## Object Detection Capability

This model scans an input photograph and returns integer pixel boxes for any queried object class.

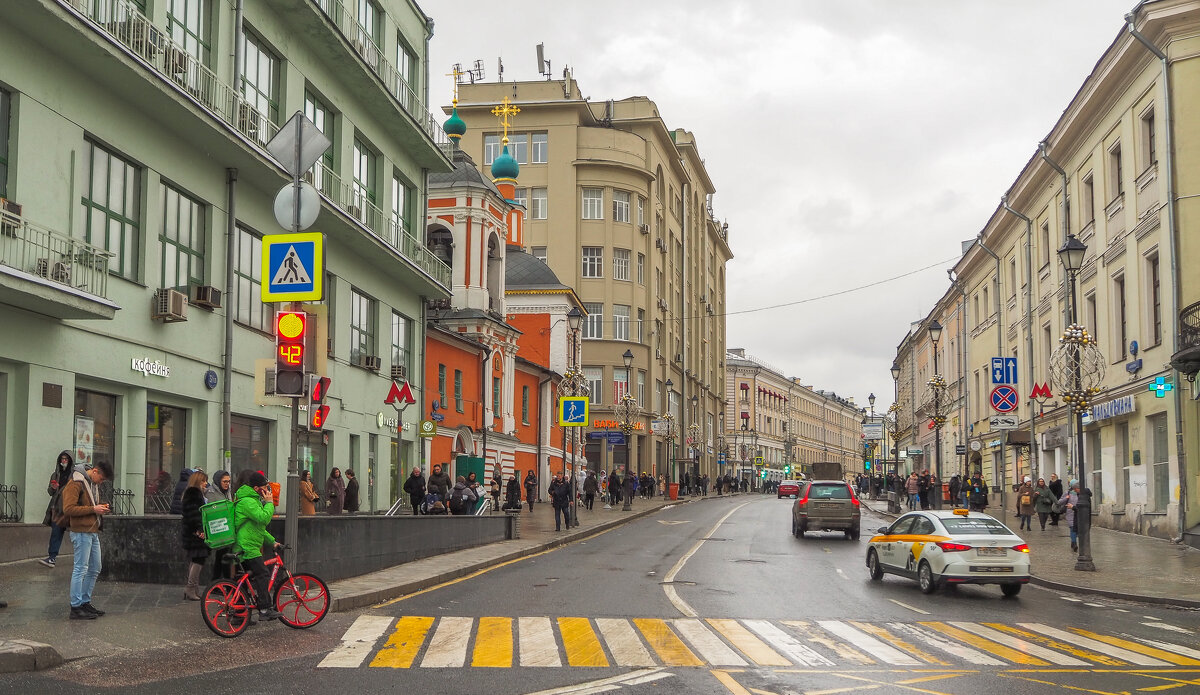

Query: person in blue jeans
[39,451,76,568]
[60,460,114,620]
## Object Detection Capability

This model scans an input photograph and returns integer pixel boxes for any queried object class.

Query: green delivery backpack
[200,499,237,549]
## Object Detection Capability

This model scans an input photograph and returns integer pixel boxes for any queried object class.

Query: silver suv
[792,481,861,540]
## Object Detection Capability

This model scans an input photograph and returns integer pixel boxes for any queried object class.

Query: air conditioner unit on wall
[190,285,222,309]
[152,288,188,322]
[639,223,650,234]
[391,364,407,380]
[357,354,382,371]
[654,237,664,249]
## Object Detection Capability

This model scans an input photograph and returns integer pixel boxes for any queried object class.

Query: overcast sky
[428,0,1136,408]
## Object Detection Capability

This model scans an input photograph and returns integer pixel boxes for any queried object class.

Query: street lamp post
[557,307,585,528]
[690,394,700,493]
[665,378,674,485]
[868,393,876,497]
[889,362,902,513]
[928,320,945,510]
[617,349,638,512]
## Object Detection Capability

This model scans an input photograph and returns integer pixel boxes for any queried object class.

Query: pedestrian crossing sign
[262,232,324,301]
[559,397,588,427]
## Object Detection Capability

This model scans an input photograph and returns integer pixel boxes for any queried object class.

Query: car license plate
[969,566,1014,572]
[976,547,1006,557]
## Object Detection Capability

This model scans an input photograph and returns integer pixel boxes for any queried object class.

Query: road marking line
[839,620,940,665]
[673,618,748,666]
[895,674,969,685]
[743,619,835,667]
[888,599,931,615]
[319,615,394,668]
[420,616,473,667]
[886,622,1004,666]
[1069,628,1200,666]
[623,671,674,686]
[706,619,790,666]
[1016,623,1167,667]
[1143,622,1196,635]
[818,671,957,695]
[1084,603,1105,608]
[559,617,609,667]
[471,617,513,667]
[710,669,755,695]
[1061,597,1083,602]
[662,502,750,617]
[634,618,704,667]
[595,618,655,667]
[919,622,1050,665]
[1136,638,1200,661]
[782,620,874,665]
[1114,609,1129,613]
[983,623,1126,666]
[994,670,1133,695]
[367,615,433,669]
[803,686,882,695]
[522,668,670,695]
[518,617,562,667]
[1145,615,1163,620]
[947,622,1087,666]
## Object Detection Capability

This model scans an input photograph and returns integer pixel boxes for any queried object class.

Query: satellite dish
[273,181,320,232]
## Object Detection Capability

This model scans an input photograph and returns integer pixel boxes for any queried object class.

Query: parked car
[792,480,860,540]
[864,508,1030,596]
[778,480,801,499]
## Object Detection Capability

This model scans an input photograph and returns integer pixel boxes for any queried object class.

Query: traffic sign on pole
[990,385,1019,413]
[262,232,324,301]
[991,357,1018,384]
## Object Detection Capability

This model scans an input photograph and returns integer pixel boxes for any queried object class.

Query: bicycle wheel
[275,572,329,629]
[201,579,250,637]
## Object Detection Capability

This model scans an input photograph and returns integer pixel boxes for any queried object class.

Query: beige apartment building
[449,76,733,483]
[725,349,862,484]
[895,0,1200,542]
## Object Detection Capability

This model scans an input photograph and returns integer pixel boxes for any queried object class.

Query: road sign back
[990,385,1019,413]
[262,232,324,302]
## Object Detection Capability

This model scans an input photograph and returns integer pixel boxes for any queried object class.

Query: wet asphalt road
[5,494,1199,695]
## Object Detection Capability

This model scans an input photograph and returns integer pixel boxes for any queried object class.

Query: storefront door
[145,403,187,512]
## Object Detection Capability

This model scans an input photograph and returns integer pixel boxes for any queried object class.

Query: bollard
[1074,488,1095,571]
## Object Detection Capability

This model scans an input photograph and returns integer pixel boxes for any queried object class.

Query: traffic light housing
[307,374,331,430]
[274,311,308,397]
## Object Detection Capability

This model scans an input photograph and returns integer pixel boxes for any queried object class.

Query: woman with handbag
[299,470,318,516]
[180,470,210,601]
[326,468,346,515]
[1034,478,1056,530]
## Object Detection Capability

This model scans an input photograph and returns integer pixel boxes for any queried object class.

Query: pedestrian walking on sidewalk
[232,472,282,622]
[205,470,233,581]
[404,467,426,515]
[548,472,571,531]
[1057,480,1081,552]
[299,470,318,516]
[624,470,637,506]
[61,459,113,620]
[1015,476,1035,531]
[523,470,537,512]
[948,475,961,509]
[1034,478,1056,530]
[180,470,210,601]
[344,469,360,515]
[490,469,502,513]
[428,464,452,499]
[39,450,75,568]
[1048,474,1064,525]
[583,472,598,510]
[504,473,521,511]
[905,472,920,510]
[449,476,477,516]
[325,468,346,515]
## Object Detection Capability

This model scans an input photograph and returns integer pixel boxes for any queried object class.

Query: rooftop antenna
[469,59,485,83]
[446,63,466,105]
[536,43,551,80]
[497,56,504,83]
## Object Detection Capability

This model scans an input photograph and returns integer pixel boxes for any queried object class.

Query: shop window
[230,415,270,477]
[145,403,188,513]
[74,389,117,477]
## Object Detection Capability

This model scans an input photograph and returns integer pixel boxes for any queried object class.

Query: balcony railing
[0,210,114,299]
[1179,301,1200,352]
[312,0,449,149]
[66,0,277,147]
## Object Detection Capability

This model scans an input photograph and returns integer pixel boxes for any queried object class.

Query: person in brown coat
[299,470,318,516]
[61,460,113,620]
[1015,476,1035,531]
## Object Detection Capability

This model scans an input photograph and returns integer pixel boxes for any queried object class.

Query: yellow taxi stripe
[920,622,1050,666]
[870,534,952,543]
[848,620,950,665]
[369,616,434,668]
[557,617,609,667]
[633,618,704,667]
[1069,628,1200,666]
[471,617,513,667]
[706,619,790,666]
[983,623,1125,666]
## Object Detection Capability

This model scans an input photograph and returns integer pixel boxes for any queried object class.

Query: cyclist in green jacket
[233,472,282,622]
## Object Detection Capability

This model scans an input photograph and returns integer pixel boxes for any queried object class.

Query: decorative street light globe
[1049,323,1106,413]
[614,393,640,434]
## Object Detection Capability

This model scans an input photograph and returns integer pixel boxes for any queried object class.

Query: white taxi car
[864,508,1030,597]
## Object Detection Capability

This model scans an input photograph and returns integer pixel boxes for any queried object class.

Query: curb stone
[0,639,64,674]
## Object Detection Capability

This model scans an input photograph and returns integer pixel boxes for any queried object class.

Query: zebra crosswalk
[319,615,1200,670]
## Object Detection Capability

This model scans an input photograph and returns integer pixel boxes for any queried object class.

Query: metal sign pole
[283,115,302,568]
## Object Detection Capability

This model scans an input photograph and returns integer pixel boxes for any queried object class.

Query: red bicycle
[201,547,329,637]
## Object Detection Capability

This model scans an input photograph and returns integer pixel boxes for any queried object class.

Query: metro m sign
[385,380,417,414]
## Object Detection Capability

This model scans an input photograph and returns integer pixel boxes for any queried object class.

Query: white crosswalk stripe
[886,622,1006,666]
[318,615,395,668]
[1018,623,1169,667]
[948,622,1088,666]
[816,621,921,666]
[743,619,835,667]
[594,618,656,667]
[420,617,474,667]
[672,619,748,666]
[518,617,562,667]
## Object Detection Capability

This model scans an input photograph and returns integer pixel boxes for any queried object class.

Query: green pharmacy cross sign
[1149,376,1174,398]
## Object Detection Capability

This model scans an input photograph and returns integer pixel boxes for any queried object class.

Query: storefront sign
[592,419,644,431]
[376,412,412,433]
[1089,395,1136,422]
[131,357,171,378]
[1042,424,1069,450]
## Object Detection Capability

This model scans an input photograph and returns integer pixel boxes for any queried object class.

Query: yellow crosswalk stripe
[1069,628,1200,666]
[706,619,790,666]
[370,616,434,669]
[983,623,1126,666]
[920,621,1051,666]
[558,617,609,667]
[472,617,514,667]
[847,620,948,666]
[633,618,704,667]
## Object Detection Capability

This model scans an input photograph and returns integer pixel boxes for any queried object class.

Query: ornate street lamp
[616,349,638,511]
[1050,234,1105,571]
[665,378,675,484]
[928,320,945,509]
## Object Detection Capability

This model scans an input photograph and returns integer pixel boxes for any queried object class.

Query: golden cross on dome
[446,65,466,105]
[490,96,520,143]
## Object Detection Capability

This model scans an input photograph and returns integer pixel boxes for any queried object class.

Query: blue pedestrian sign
[559,397,588,427]
[262,232,324,302]
[991,357,1018,385]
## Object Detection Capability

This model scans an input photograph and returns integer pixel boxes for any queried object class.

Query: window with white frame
[82,140,141,280]
[636,308,644,342]
[531,246,547,262]
[159,183,206,290]
[637,196,644,227]
[637,253,645,284]
[582,302,603,339]
[530,187,547,219]
[1148,254,1162,345]
[584,367,603,405]
[613,304,630,341]
[613,367,629,401]
[637,370,645,406]
[1082,173,1094,226]
[613,248,630,281]
[531,132,548,163]
[483,134,500,165]
[582,247,603,278]
[1109,142,1123,199]
[613,190,631,223]
[582,187,603,220]
[1141,107,1156,170]
[509,133,528,164]
[512,187,527,209]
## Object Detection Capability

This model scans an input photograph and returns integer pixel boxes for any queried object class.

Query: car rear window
[809,484,850,499]
[941,517,1011,535]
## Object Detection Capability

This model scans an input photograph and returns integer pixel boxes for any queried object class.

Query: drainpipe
[1002,195,1038,480]
[232,1,244,93]
[976,235,1006,508]
[1126,12,1187,541]
[481,348,492,475]
[947,270,968,474]
[1039,142,1074,486]
[536,373,551,487]
[222,170,237,466]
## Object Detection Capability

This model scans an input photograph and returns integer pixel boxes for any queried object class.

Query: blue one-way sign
[991,356,1018,385]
